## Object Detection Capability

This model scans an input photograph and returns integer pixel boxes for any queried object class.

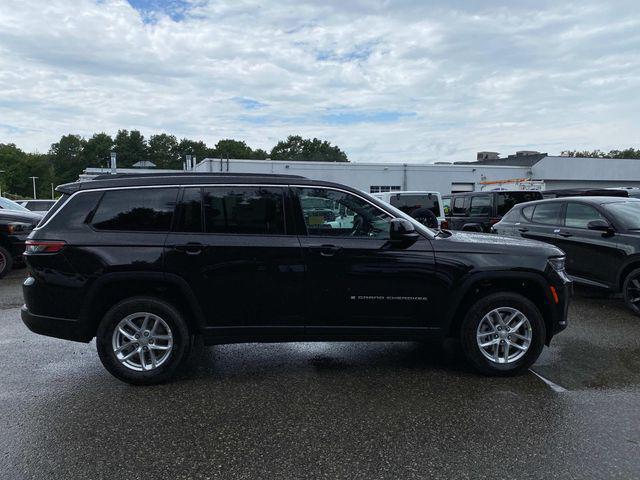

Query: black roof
[56,172,357,195]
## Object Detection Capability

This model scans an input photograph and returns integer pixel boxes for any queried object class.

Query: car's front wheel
[96,297,191,385]
[0,246,13,279]
[622,268,640,317]
[460,292,546,376]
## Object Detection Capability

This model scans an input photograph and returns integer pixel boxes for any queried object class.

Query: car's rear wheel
[460,292,546,376]
[622,268,640,317]
[0,246,13,279]
[96,297,190,385]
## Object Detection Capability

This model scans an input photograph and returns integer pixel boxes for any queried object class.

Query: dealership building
[83,152,640,194]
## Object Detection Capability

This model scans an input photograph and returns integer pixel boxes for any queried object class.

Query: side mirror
[389,218,420,248]
[587,219,613,233]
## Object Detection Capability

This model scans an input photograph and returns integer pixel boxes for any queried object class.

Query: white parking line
[529,369,568,393]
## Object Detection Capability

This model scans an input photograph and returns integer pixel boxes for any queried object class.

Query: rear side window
[92,188,178,231]
[389,194,440,217]
[496,192,543,216]
[453,197,467,215]
[469,195,491,216]
[521,205,535,221]
[202,186,285,235]
[532,202,563,225]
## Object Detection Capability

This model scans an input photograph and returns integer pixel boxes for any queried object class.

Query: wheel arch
[443,271,556,344]
[79,272,206,338]
[617,256,640,292]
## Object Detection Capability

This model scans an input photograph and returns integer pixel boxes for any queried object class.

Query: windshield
[496,192,543,216]
[603,201,640,230]
[0,197,30,212]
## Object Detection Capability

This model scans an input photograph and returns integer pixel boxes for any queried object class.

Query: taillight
[24,240,66,254]
[440,220,449,229]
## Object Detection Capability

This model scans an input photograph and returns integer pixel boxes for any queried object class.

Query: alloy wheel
[111,312,173,372]
[476,307,532,364]
[625,275,640,314]
[0,250,6,276]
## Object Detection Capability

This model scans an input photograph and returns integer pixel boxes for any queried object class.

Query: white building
[82,155,640,194]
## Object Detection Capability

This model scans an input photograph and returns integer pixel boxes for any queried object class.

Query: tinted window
[603,201,640,229]
[389,194,440,216]
[176,187,203,232]
[496,192,543,216]
[469,195,491,216]
[297,187,392,239]
[92,188,178,231]
[37,194,70,227]
[564,203,607,229]
[203,187,285,235]
[453,197,467,215]
[532,203,562,225]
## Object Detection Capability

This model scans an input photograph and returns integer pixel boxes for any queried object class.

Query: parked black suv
[0,208,42,278]
[21,174,571,384]
[493,196,640,316]
[444,190,543,232]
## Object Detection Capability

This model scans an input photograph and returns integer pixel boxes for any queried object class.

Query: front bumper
[548,275,572,340]
[21,305,92,343]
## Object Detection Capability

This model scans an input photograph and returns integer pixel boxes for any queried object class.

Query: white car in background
[373,191,447,229]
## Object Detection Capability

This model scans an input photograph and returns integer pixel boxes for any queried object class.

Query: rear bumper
[21,305,92,343]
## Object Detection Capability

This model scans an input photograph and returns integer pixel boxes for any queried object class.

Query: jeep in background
[444,190,543,232]
[21,173,570,384]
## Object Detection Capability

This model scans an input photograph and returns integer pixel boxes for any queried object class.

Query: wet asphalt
[1,269,639,479]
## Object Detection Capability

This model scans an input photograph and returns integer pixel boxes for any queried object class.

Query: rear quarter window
[40,192,103,230]
[91,188,178,232]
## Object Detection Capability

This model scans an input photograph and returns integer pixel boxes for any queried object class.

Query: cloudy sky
[1,0,639,162]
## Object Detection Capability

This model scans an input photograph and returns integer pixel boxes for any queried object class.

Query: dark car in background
[493,196,640,316]
[21,173,570,384]
[0,208,43,278]
[444,190,543,232]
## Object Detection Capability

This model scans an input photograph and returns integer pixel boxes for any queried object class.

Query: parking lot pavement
[1,273,639,479]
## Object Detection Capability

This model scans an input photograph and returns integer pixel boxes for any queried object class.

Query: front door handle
[308,244,342,257]
[173,242,204,255]
[559,231,573,238]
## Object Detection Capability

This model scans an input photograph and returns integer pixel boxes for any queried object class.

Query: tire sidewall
[460,292,546,376]
[0,246,13,279]
[96,296,190,385]
[622,268,640,317]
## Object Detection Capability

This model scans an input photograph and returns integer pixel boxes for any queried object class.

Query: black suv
[0,208,42,278]
[21,174,571,384]
[444,190,543,232]
[493,196,640,316]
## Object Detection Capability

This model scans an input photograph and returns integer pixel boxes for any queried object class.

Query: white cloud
[0,0,639,161]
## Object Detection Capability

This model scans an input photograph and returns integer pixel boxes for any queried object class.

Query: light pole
[29,176,38,199]
[51,183,54,200]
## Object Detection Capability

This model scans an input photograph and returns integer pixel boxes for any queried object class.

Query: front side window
[564,203,607,229]
[469,195,491,216]
[532,202,562,225]
[92,188,178,231]
[202,186,285,235]
[297,187,392,239]
[453,197,467,215]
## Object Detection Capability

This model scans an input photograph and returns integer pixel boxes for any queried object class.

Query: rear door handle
[518,227,529,233]
[559,231,573,238]
[308,244,342,257]
[173,242,204,255]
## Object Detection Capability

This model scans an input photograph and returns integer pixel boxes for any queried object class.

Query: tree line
[561,148,640,159]
[0,131,349,199]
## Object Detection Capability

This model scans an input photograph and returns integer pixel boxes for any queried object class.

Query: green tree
[84,133,113,169]
[0,144,55,198]
[148,134,179,169]
[49,134,87,185]
[177,138,213,166]
[113,129,148,168]
[270,135,348,162]
[214,139,255,159]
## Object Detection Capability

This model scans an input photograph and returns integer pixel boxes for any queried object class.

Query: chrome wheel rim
[626,276,640,313]
[476,307,532,364]
[0,250,6,275]
[112,312,173,372]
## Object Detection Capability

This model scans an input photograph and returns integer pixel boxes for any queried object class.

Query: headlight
[548,256,566,272]
[7,222,33,234]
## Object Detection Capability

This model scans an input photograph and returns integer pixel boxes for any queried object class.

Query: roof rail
[90,172,306,181]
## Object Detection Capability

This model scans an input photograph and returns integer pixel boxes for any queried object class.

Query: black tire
[460,292,546,376]
[96,296,191,385]
[0,246,13,279]
[622,268,640,317]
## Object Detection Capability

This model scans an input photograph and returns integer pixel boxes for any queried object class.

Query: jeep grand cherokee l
[21,173,571,385]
